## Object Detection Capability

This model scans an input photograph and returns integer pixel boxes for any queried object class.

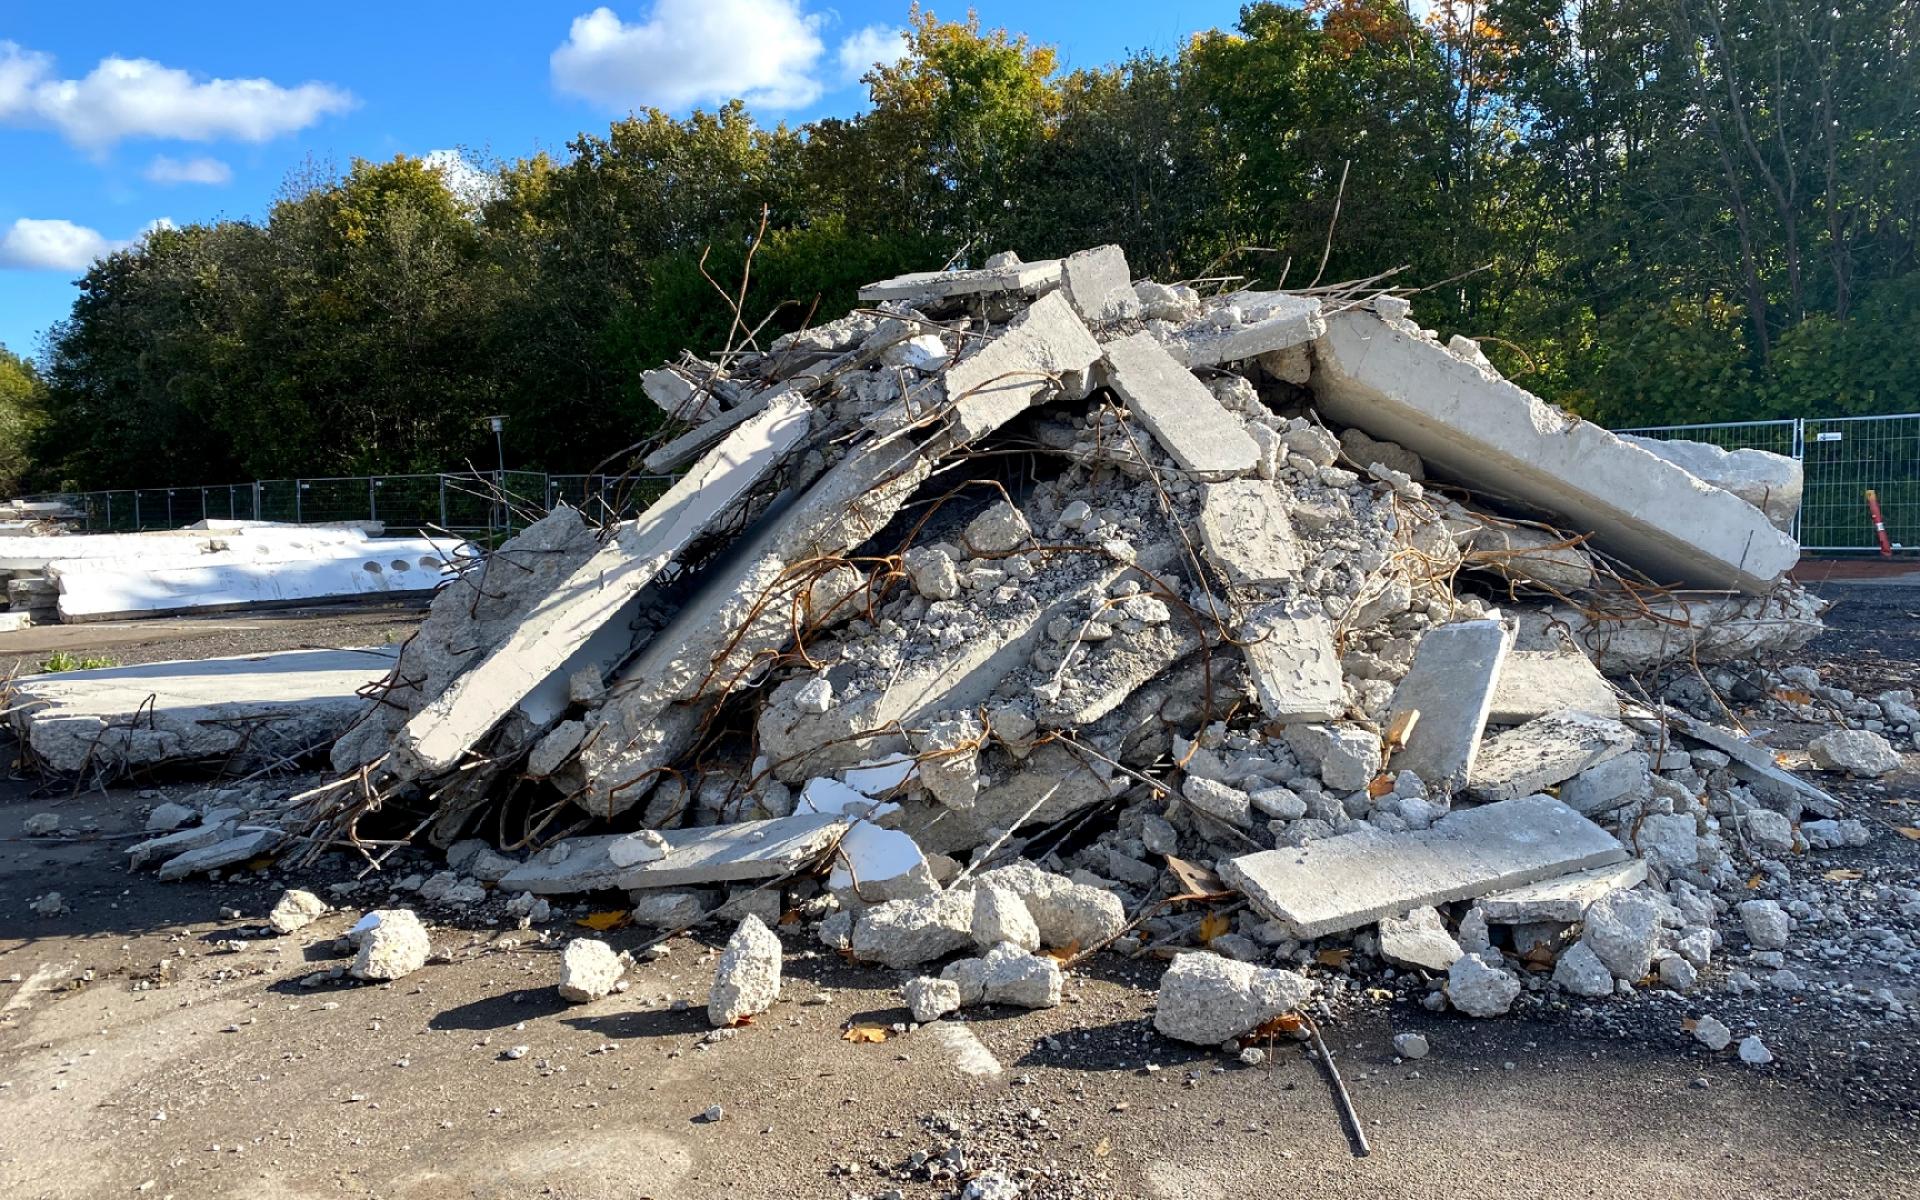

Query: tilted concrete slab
[1476,859,1648,923]
[394,393,812,776]
[1386,619,1514,791]
[942,291,1102,443]
[495,814,845,895]
[1101,332,1259,479]
[643,384,781,474]
[1239,601,1344,723]
[1487,649,1618,725]
[1169,293,1326,368]
[1059,245,1141,323]
[1197,480,1300,588]
[1641,707,1837,818]
[574,434,930,815]
[1622,435,1801,533]
[10,647,401,774]
[156,827,282,881]
[1310,311,1798,593]
[1468,709,1638,802]
[858,259,1062,304]
[1221,793,1627,938]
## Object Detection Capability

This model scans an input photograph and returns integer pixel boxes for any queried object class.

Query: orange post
[1866,489,1893,558]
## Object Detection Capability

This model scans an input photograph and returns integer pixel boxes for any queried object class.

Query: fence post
[133,491,141,529]
[369,477,378,524]
[438,475,448,531]
[294,480,303,524]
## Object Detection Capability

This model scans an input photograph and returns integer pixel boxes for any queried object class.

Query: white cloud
[143,154,233,186]
[0,39,354,151]
[835,24,909,84]
[551,0,829,111]
[422,149,502,209]
[0,216,172,271]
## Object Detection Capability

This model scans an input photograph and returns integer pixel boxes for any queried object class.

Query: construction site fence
[13,472,674,542]
[13,414,1915,554]
[1615,414,1918,554]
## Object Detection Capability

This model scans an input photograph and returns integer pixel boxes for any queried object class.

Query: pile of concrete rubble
[104,246,1914,1039]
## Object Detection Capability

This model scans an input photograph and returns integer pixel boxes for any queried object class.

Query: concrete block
[1197,480,1300,588]
[1468,710,1638,802]
[1169,292,1327,368]
[941,291,1101,443]
[1476,859,1649,923]
[1059,245,1141,323]
[1558,751,1651,813]
[11,647,401,774]
[1240,601,1344,723]
[1487,649,1616,725]
[396,393,811,776]
[1385,619,1514,791]
[858,258,1063,304]
[1311,310,1798,593]
[1221,793,1627,938]
[496,814,846,895]
[1622,435,1802,532]
[1101,332,1259,480]
[1377,905,1464,971]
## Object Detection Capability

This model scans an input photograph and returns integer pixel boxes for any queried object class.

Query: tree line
[4,0,1914,495]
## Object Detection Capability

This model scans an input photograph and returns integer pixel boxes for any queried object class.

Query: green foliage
[37,651,117,673]
[16,1,1919,493]
[0,344,45,496]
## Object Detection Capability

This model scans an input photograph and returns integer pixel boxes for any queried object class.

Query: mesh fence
[1617,415,1918,552]
[22,471,674,540]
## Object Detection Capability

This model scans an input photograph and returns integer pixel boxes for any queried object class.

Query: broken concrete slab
[1168,292,1327,368]
[1468,709,1638,802]
[11,647,402,774]
[1377,905,1464,971]
[1100,332,1259,480]
[1648,708,1837,818]
[1240,601,1344,723]
[1311,310,1798,593]
[1196,480,1300,588]
[1558,751,1651,814]
[495,813,845,895]
[127,809,242,869]
[642,384,780,474]
[1622,435,1802,533]
[1385,619,1514,791]
[1059,245,1141,323]
[1221,793,1627,938]
[1487,648,1617,725]
[156,827,282,881]
[395,393,812,776]
[575,435,929,814]
[940,291,1102,443]
[858,258,1063,305]
[1476,859,1649,923]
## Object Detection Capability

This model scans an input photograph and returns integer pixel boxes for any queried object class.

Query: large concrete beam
[859,259,1062,305]
[1100,332,1258,480]
[394,394,813,776]
[1310,312,1798,593]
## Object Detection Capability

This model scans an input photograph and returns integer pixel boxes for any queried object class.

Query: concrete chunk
[1377,905,1464,971]
[1101,332,1259,479]
[397,393,812,776]
[1059,245,1141,323]
[858,258,1063,304]
[1170,292,1327,368]
[1477,859,1649,923]
[496,814,845,895]
[708,914,783,1026]
[941,291,1101,443]
[156,827,282,881]
[1488,649,1616,725]
[1221,793,1627,938]
[1197,480,1300,588]
[1386,619,1514,791]
[1311,310,1798,592]
[1240,601,1344,723]
[1622,436,1802,533]
[1152,952,1316,1044]
[1468,710,1637,802]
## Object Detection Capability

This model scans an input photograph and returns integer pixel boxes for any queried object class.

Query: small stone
[1806,728,1900,777]
[144,802,197,832]
[792,676,834,714]
[1692,1015,1732,1051]
[1153,952,1315,1044]
[963,501,1032,555]
[962,1169,1021,1200]
[701,1103,724,1123]
[903,546,960,601]
[971,885,1040,953]
[557,938,624,1003]
[708,914,783,1027]
[1551,940,1615,998]
[268,889,327,935]
[30,891,69,917]
[1582,889,1660,980]
[1658,954,1698,992]
[1446,953,1521,1017]
[1737,899,1791,951]
[1376,906,1462,972]
[350,909,430,981]
[22,812,60,836]
[903,976,962,1023]
[981,943,1063,1009]
[1737,1035,1773,1065]
[1392,1032,1429,1060]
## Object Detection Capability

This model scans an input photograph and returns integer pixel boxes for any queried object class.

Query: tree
[0,344,45,495]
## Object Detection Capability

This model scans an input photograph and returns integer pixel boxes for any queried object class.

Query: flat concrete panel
[1101,332,1258,480]
[1222,793,1627,938]
[1386,619,1514,790]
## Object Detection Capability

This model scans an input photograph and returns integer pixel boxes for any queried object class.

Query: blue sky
[0,0,1251,360]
